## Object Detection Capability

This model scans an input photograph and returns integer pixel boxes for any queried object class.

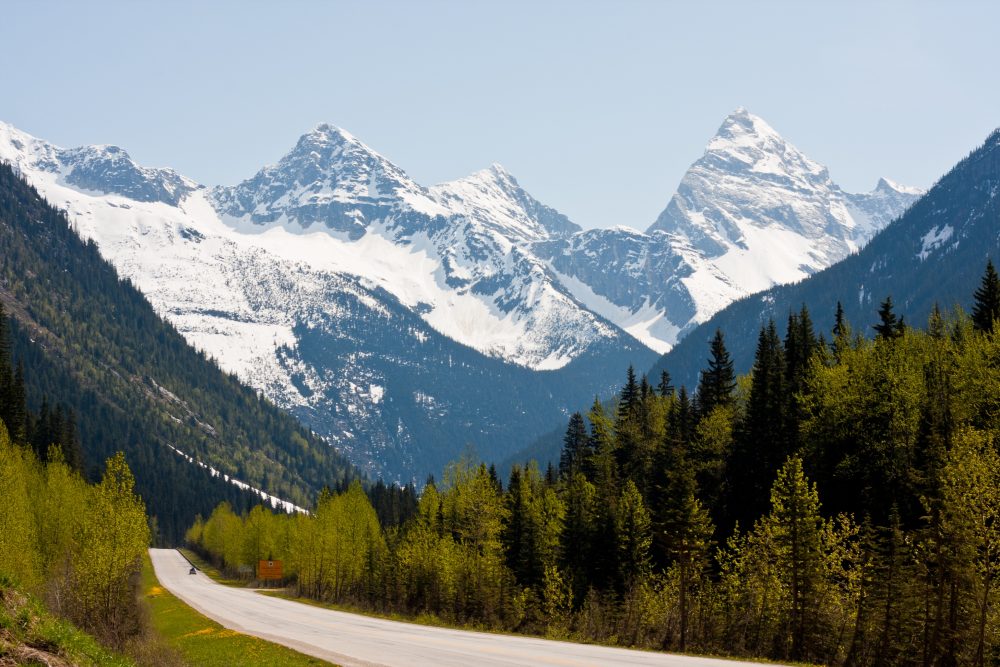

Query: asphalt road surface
[150,548,766,667]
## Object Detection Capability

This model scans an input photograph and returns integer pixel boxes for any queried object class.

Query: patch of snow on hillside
[918,224,954,261]
[552,269,676,354]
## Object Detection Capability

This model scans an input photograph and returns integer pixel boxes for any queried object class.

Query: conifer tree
[730,321,786,531]
[972,259,1000,333]
[0,303,9,376]
[586,399,620,590]
[560,472,597,598]
[672,386,695,446]
[6,360,26,442]
[831,301,853,361]
[31,398,52,462]
[503,465,531,584]
[833,301,847,339]
[545,462,557,487]
[586,398,617,496]
[655,432,714,651]
[697,329,736,416]
[874,296,904,339]
[784,306,818,452]
[559,412,591,480]
[618,365,640,421]
[785,305,818,389]
[658,370,674,397]
[615,479,652,589]
[768,456,826,661]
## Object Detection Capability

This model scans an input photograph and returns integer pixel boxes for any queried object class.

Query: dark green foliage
[558,412,589,479]
[728,320,786,531]
[657,370,674,397]
[618,365,640,421]
[874,296,905,339]
[971,259,1000,332]
[696,329,736,416]
[0,306,28,443]
[366,479,419,528]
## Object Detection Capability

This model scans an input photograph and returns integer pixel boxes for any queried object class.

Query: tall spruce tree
[729,321,786,533]
[654,430,714,651]
[972,259,1000,333]
[768,456,826,662]
[586,398,620,590]
[615,479,652,590]
[696,329,736,416]
[560,471,597,599]
[784,305,819,452]
[6,361,26,443]
[618,365,640,421]
[658,370,674,397]
[831,301,853,362]
[559,412,590,480]
[874,296,904,340]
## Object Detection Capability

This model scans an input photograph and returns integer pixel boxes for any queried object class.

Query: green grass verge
[0,578,133,666]
[141,554,331,666]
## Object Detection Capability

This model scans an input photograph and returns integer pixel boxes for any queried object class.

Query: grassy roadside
[141,553,331,666]
[0,578,133,667]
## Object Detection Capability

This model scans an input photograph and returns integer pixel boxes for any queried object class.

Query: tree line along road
[150,548,773,667]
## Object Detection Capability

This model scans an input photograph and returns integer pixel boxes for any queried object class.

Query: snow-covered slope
[208,124,618,370]
[429,163,580,242]
[540,108,923,352]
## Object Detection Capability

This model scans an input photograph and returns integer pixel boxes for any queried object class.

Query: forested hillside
[0,163,357,541]
[189,268,1000,665]
[651,127,1000,388]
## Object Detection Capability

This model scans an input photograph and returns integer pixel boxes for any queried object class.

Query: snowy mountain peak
[293,122,369,160]
[429,164,580,242]
[704,108,828,184]
[714,106,771,141]
[875,176,923,196]
[210,124,447,236]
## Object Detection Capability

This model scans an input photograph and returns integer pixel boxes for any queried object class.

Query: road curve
[150,548,761,667]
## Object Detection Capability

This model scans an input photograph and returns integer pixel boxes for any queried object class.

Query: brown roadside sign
[257,559,283,580]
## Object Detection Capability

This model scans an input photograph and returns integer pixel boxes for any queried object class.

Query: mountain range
[0,110,920,480]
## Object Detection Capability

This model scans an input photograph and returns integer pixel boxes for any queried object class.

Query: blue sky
[3,1,999,229]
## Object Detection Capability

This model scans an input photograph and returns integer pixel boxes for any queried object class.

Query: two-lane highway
[150,548,763,667]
